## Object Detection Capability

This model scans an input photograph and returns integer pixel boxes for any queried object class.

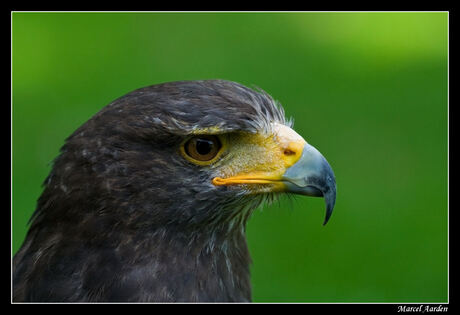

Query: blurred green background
[12,12,448,302]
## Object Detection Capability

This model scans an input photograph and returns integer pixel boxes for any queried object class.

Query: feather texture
[13,80,288,302]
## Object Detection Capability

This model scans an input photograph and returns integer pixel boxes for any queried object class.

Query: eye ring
[181,135,223,165]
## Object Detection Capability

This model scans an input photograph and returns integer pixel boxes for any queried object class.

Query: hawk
[13,80,336,302]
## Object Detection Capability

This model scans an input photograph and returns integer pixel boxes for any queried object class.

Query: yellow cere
[212,124,307,193]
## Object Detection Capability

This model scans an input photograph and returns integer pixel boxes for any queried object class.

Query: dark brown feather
[13,80,286,302]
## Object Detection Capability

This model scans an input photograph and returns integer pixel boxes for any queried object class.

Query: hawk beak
[282,142,337,225]
[212,124,336,225]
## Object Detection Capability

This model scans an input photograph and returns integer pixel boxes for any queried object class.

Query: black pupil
[195,138,213,155]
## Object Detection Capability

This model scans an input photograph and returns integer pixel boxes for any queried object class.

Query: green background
[12,12,448,302]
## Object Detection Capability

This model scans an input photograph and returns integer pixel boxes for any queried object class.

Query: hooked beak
[282,142,336,225]
[212,124,336,225]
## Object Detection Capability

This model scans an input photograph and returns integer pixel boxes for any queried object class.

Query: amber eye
[183,135,222,162]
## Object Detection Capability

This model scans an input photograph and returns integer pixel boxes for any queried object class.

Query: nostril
[284,149,296,156]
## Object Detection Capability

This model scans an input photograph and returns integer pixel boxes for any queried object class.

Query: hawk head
[14,80,336,302]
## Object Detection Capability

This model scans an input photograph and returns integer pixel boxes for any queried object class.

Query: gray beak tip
[322,187,336,226]
[322,174,337,226]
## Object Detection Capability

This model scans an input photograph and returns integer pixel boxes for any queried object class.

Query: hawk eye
[183,135,222,163]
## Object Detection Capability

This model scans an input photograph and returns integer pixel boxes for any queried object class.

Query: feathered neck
[107,219,253,302]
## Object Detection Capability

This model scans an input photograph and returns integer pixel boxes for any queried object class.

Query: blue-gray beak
[282,143,337,225]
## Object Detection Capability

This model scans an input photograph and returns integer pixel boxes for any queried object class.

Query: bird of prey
[13,80,336,302]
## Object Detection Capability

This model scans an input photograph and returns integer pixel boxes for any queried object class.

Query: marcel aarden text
[398,305,448,313]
